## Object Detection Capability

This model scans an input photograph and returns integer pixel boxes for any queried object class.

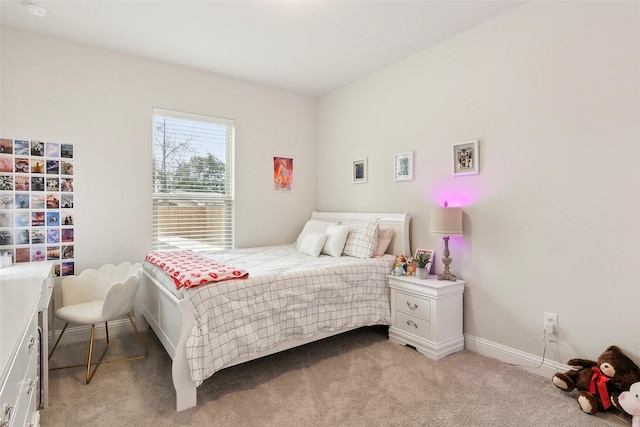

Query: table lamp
[430,201,463,281]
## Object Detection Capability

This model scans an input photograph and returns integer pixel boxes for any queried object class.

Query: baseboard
[52,324,570,378]
[49,318,133,346]
[464,333,570,379]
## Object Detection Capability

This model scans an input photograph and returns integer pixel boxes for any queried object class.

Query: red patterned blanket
[145,250,249,290]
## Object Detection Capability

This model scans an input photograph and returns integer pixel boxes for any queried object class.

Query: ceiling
[0,1,526,96]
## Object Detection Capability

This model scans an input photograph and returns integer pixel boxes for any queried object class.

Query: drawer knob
[406,301,418,310]
[406,320,418,328]
[2,403,12,426]
[26,377,37,395]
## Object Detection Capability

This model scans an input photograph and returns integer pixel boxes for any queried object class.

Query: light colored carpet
[42,326,630,426]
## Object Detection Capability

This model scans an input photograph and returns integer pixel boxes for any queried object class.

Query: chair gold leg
[49,314,148,381]
[85,323,110,384]
[128,313,149,358]
[101,313,148,365]
[48,322,69,360]
[49,322,109,374]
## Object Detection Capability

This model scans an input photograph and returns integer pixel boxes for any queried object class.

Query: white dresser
[388,274,465,360]
[0,262,54,427]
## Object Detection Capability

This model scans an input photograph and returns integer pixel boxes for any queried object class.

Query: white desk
[0,261,55,424]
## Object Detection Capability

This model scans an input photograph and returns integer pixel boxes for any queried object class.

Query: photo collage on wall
[0,138,74,276]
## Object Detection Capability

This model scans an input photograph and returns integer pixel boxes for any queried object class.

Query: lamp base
[438,270,457,281]
[438,236,457,281]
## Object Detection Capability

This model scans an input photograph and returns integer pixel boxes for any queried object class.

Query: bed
[135,210,410,411]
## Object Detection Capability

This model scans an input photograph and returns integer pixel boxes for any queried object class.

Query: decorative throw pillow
[373,227,394,257]
[298,232,328,257]
[342,220,379,259]
[321,223,350,257]
[295,219,331,248]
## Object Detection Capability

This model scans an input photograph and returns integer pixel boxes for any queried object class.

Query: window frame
[151,108,235,252]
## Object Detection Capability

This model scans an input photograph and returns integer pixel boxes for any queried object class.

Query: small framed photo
[394,151,413,181]
[453,140,479,175]
[414,248,435,274]
[353,157,367,183]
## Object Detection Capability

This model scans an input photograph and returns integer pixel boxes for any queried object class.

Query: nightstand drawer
[395,292,431,320]
[396,311,431,340]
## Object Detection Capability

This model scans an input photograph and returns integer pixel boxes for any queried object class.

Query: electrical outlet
[544,312,558,342]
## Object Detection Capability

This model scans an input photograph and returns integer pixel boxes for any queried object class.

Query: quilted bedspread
[146,245,394,385]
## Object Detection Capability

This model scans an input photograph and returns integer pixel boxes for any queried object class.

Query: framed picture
[453,140,479,175]
[414,248,435,274]
[394,151,413,181]
[273,156,293,192]
[353,157,367,183]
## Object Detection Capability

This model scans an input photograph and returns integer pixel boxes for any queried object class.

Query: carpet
[42,326,630,426]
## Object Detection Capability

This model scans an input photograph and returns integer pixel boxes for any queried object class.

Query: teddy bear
[619,381,640,427]
[552,345,640,415]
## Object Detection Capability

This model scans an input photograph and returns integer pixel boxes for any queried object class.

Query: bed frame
[135,211,410,411]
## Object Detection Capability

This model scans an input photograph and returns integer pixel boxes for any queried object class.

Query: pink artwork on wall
[273,157,293,192]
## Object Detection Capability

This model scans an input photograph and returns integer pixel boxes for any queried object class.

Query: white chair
[49,262,148,383]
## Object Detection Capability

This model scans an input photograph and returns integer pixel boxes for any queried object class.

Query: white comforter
[152,244,394,385]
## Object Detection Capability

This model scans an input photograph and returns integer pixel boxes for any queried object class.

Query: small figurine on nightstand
[392,255,406,276]
[405,257,415,276]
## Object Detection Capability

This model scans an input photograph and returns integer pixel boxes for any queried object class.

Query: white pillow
[298,232,328,257]
[321,223,350,257]
[342,220,379,259]
[296,219,331,248]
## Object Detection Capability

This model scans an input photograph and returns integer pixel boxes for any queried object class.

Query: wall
[0,27,317,271]
[2,2,638,370]
[317,1,640,366]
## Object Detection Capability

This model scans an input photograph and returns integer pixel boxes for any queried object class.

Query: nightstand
[387,274,465,360]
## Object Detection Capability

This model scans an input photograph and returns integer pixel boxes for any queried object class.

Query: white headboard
[309,211,411,256]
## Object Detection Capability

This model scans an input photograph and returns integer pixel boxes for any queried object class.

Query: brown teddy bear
[552,345,640,415]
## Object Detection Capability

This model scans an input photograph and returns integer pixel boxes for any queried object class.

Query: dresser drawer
[395,291,431,320]
[396,311,431,341]
[0,310,38,427]
[12,341,39,427]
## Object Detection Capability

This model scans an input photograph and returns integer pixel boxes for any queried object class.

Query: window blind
[152,108,235,252]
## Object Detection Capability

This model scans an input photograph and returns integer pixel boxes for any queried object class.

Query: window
[152,108,234,251]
